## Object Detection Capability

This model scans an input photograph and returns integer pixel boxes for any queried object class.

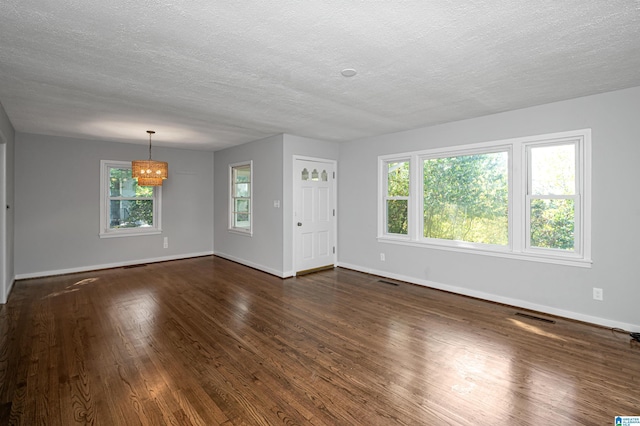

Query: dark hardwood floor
[0,256,638,425]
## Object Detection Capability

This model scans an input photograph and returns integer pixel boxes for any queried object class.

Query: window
[382,160,410,235]
[229,161,252,235]
[378,129,591,267]
[100,160,162,238]
[422,150,509,246]
[527,142,578,252]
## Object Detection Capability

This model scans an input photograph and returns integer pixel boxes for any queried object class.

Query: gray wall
[213,134,285,275]
[338,86,640,332]
[0,102,15,302]
[7,87,639,331]
[213,133,339,276]
[14,133,214,277]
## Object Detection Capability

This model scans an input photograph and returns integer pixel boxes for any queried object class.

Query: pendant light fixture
[132,130,168,186]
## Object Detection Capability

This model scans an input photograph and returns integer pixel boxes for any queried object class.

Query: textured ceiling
[1,1,639,150]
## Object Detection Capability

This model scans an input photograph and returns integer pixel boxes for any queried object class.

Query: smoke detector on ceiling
[341,68,357,77]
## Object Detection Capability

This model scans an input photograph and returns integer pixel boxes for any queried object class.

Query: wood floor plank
[0,256,638,425]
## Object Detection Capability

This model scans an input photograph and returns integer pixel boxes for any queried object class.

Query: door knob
[297,222,302,226]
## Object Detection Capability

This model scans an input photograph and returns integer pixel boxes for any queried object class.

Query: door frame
[292,155,338,276]
[0,143,6,303]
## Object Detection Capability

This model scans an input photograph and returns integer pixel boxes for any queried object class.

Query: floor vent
[122,264,147,269]
[515,312,556,324]
[377,279,400,286]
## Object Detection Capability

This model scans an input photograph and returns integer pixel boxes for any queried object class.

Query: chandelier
[131,130,168,186]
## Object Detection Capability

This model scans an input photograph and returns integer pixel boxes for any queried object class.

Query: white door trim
[0,143,6,303]
[292,155,337,275]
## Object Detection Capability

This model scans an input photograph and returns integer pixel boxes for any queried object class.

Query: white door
[294,159,336,273]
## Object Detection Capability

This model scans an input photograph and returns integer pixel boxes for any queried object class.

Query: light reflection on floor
[42,277,100,299]
[231,290,252,329]
[110,288,160,340]
[382,314,581,423]
[509,318,566,341]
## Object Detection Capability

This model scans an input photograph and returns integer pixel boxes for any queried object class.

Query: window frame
[418,145,512,252]
[380,158,412,240]
[229,160,253,236]
[523,139,583,256]
[378,129,592,267]
[99,160,162,238]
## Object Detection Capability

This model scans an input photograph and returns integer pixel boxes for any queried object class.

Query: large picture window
[100,160,162,238]
[229,161,252,235]
[422,151,509,246]
[379,129,591,267]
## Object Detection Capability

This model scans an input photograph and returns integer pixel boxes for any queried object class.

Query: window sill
[228,228,253,237]
[377,236,592,268]
[100,229,162,239]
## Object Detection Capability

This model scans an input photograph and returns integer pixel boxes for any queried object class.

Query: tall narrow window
[384,160,410,235]
[229,161,252,234]
[100,160,162,238]
[527,143,578,252]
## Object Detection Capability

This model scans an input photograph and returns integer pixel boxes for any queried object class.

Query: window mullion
[410,155,420,241]
[511,144,523,253]
[108,197,154,201]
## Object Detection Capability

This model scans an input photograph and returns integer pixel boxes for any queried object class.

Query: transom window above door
[301,168,329,181]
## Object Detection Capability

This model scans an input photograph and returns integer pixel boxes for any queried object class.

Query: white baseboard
[337,262,640,333]
[282,270,295,278]
[1,276,15,304]
[15,251,214,280]
[214,252,293,278]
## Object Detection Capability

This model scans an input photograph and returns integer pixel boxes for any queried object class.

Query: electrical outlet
[593,287,603,301]
[163,237,168,249]
[380,253,385,261]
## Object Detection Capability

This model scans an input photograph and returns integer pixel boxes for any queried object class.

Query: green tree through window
[109,167,154,228]
[528,143,576,250]
[423,152,508,245]
[385,161,409,234]
[100,160,161,238]
[230,162,252,233]
[378,129,590,265]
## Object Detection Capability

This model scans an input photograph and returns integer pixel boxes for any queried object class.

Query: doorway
[293,157,337,274]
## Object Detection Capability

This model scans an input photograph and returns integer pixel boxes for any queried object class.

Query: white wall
[338,86,640,332]
[0,102,15,303]
[14,133,214,277]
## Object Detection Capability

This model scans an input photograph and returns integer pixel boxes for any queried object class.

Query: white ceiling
[1,1,639,150]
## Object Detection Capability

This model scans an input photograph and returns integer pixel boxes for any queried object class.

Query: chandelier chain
[147,130,155,161]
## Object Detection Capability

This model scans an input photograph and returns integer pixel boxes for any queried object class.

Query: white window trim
[379,158,412,240]
[99,160,162,238]
[378,129,592,268]
[228,160,253,236]
[417,144,512,252]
